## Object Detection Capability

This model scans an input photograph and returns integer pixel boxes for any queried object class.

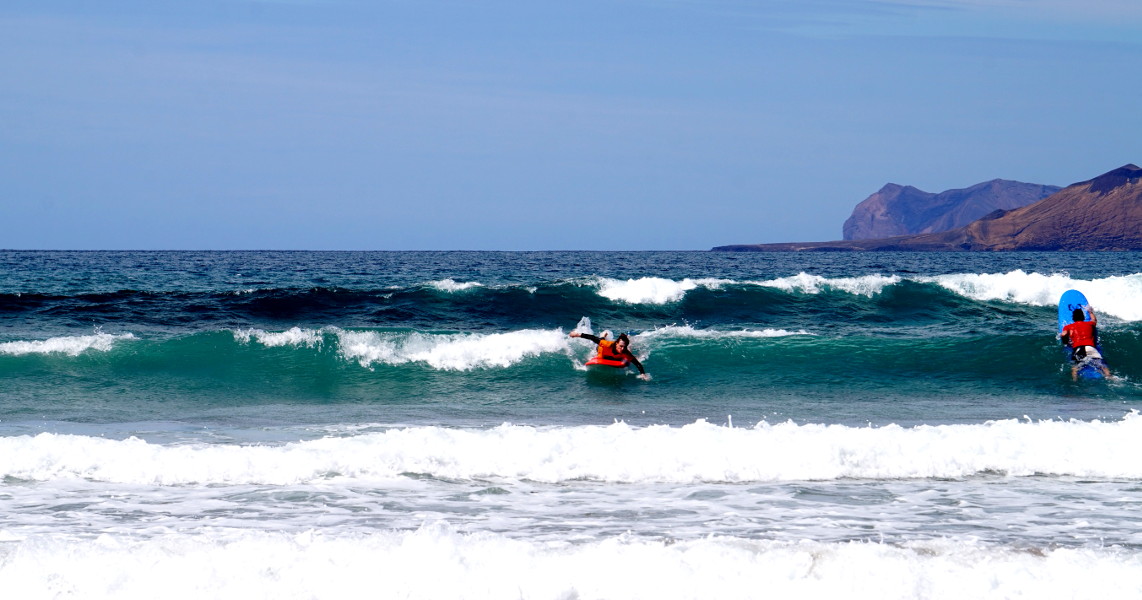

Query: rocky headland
[714,165,1142,252]
[842,180,1060,240]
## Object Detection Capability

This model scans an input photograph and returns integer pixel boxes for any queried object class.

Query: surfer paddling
[570,330,649,380]
[1060,306,1112,380]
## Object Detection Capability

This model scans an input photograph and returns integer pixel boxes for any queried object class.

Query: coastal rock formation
[928,164,1142,250]
[715,165,1142,251]
[842,180,1060,240]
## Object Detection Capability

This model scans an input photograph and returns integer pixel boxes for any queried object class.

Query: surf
[2,527,1138,600]
[7,415,1142,485]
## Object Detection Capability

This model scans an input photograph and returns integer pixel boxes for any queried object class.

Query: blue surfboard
[1057,289,1106,379]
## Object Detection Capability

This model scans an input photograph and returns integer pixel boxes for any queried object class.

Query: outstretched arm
[570,332,602,344]
[625,351,646,375]
[1087,306,1098,325]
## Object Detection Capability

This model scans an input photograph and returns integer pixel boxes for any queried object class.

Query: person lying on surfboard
[1060,306,1112,380]
[569,330,649,380]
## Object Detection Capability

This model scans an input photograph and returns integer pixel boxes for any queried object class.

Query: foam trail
[0,333,136,357]
[6,415,1142,485]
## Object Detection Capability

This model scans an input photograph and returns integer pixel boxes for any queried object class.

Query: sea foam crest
[0,333,136,357]
[593,273,902,303]
[639,324,812,340]
[6,414,1142,485]
[926,271,1142,321]
[428,278,484,292]
[336,328,568,370]
[0,528,1138,600]
[758,273,902,297]
[234,327,324,348]
[595,277,733,304]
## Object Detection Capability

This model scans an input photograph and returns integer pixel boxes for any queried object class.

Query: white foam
[583,271,1142,312]
[758,273,902,297]
[0,333,136,357]
[6,415,1142,486]
[336,328,569,370]
[922,270,1068,306]
[639,324,813,340]
[233,327,323,348]
[428,278,483,292]
[588,273,903,302]
[743,270,1142,321]
[0,527,1138,600]
[924,271,1142,321]
[595,277,734,304]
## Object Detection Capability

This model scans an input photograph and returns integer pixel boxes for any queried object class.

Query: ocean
[2,250,1142,599]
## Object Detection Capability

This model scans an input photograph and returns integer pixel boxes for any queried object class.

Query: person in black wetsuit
[569,331,648,379]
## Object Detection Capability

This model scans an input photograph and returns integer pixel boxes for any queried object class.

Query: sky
[1,0,1139,250]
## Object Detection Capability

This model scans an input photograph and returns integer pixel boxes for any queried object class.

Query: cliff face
[921,164,1142,251]
[715,165,1142,252]
[842,180,1061,240]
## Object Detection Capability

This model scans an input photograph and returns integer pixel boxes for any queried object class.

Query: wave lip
[757,273,902,297]
[234,326,573,370]
[594,277,734,304]
[427,279,484,293]
[640,324,813,340]
[234,327,323,348]
[335,328,570,370]
[0,332,136,356]
[583,271,1142,322]
[923,271,1142,321]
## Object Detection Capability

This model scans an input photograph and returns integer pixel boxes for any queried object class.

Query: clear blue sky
[2,0,1139,250]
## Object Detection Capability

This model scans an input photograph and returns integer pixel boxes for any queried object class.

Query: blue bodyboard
[1058,289,1105,379]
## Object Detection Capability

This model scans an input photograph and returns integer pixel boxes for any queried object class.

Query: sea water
[1,250,1141,599]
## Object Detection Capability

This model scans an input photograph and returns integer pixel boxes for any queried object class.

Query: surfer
[1060,306,1112,380]
[570,331,649,380]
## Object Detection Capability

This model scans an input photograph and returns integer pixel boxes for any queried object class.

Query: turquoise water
[2,251,1140,428]
[2,251,1142,598]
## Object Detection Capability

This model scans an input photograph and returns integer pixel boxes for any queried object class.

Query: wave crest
[6,415,1142,485]
[595,277,733,304]
[0,332,136,357]
[336,328,570,370]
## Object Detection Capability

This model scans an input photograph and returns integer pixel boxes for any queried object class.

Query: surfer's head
[1072,308,1086,322]
[616,333,630,351]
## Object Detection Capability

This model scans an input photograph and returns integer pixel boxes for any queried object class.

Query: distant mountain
[714,164,1142,252]
[842,180,1061,240]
